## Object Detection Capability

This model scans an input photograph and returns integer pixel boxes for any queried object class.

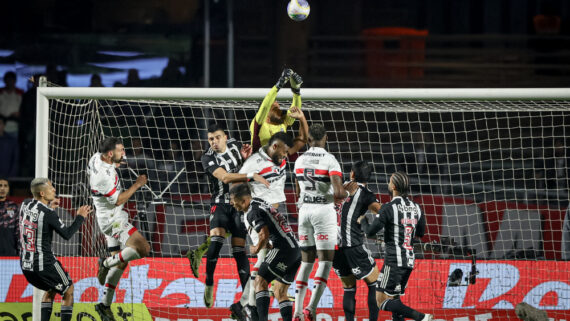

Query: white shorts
[297,203,337,250]
[97,210,137,250]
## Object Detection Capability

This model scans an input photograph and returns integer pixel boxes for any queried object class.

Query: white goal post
[33,83,570,320]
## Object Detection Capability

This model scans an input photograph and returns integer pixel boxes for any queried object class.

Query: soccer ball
[287,0,310,21]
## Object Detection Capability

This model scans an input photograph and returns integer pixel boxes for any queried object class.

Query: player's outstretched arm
[48,205,92,240]
[212,167,270,187]
[286,71,303,126]
[115,174,147,206]
[288,107,308,155]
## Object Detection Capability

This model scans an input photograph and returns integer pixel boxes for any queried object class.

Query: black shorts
[209,203,246,239]
[22,260,73,295]
[258,247,301,285]
[333,244,376,280]
[376,263,413,296]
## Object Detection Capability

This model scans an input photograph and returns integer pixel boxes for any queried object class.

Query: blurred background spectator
[0,178,19,256]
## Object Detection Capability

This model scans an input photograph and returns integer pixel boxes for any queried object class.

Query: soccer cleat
[421,314,434,321]
[245,304,259,321]
[293,315,302,321]
[303,308,315,321]
[97,257,110,286]
[187,249,201,278]
[95,303,116,321]
[515,302,548,321]
[204,285,214,308]
[230,302,247,321]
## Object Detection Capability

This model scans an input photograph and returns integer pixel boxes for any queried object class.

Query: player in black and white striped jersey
[333,161,382,321]
[230,183,301,321]
[196,123,270,308]
[19,178,92,321]
[360,171,433,321]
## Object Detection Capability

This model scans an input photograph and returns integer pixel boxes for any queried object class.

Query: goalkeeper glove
[290,72,303,95]
[275,68,292,89]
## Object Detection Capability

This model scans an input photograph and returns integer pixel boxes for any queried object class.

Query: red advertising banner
[2,257,569,320]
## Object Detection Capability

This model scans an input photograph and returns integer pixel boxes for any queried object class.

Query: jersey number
[24,228,36,252]
[403,226,414,251]
[304,169,317,191]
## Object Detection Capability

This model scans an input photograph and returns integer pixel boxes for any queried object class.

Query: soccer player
[293,123,348,321]
[88,137,151,321]
[333,161,382,321]
[193,123,270,308]
[250,68,304,153]
[230,184,301,321]
[233,129,302,321]
[359,171,433,321]
[19,178,92,321]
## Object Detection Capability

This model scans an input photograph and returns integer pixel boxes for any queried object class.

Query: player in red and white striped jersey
[88,137,151,320]
[293,124,348,321]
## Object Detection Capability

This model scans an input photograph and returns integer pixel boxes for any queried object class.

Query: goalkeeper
[250,68,304,153]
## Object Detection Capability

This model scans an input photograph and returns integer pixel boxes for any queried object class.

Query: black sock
[205,236,225,286]
[255,290,270,321]
[279,300,293,321]
[232,246,250,290]
[343,287,356,321]
[61,305,73,321]
[367,282,379,321]
[382,298,424,321]
[392,312,405,321]
[41,302,53,321]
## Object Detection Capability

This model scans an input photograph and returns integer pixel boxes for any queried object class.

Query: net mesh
[39,93,570,319]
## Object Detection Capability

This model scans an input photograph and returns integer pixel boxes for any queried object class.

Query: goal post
[33,84,570,320]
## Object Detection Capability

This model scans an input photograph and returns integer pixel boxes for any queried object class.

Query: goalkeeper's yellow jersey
[250,86,302,151]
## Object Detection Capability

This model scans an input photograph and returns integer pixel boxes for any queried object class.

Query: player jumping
[250,68,304,153]
[230,184,301,321]
[89,137,151,321]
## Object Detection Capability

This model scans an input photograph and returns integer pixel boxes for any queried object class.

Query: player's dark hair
[207,123,227,135]
[309,124,326,141]
[0,177,8,185]
[229,183,251,200]
[391,171,410,197]
[4,71,16,81]
[352,160,372,183]
[268,132,293,148]
[99,137,123,154]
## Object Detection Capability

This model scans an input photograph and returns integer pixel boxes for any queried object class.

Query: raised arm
[285,72,303,126]
[212,167,269,187]
[116,174,147,206]
[360,213,386,238]
[288,107,308,155]
[47,205,91,240]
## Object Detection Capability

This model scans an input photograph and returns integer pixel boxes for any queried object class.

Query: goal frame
[34,84,570,320]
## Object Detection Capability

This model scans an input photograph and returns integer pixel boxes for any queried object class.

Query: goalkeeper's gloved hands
[290,72,303,95]
[275,68,293,89]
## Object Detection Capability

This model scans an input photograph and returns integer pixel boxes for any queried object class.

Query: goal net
[29,84,570,320]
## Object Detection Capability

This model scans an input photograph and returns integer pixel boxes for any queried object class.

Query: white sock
[101,266,124,306]
[307,260,332,312]
[104,247,141,268]
[240,278,251,305]
[294,261,314,316]
[248,248,267,307]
